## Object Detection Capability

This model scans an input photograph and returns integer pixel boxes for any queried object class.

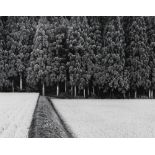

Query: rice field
[0,93,39,138]
[52,99,155,138]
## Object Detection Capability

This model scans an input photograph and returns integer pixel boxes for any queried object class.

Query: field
[52,99,155,138]
[1,94,155,138]
[0,93,39,138]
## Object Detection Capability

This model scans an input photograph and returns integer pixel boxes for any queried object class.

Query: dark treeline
[0,16,155,98]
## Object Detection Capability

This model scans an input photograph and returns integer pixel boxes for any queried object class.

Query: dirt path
[28,96,73,138]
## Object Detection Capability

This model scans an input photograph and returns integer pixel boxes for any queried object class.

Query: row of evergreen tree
[0,16,155,98]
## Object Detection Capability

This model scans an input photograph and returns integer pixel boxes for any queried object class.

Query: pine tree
[5,17,19,91]
[146,17,155,98]
[16,17,38,91]
[0,18,9,91]
[96,17,129,98]
[27,17,50,95]
[66,17,82,97]
[88,17,103,96]
[127,17,150,98]
[5,17,38,92]
[67,17,92,97]
[47,17,67,96]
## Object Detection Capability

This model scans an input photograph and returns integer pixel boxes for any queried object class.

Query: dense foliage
[0,16,155,98]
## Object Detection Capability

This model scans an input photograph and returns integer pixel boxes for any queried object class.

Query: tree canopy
[0,16,155,98]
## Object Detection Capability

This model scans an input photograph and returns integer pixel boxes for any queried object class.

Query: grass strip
[28,96,72,138]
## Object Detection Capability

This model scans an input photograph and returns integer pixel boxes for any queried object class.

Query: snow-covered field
[52,99,155,138]
[0,93,39,138]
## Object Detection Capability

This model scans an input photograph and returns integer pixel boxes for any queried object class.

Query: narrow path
[28,96,73,138]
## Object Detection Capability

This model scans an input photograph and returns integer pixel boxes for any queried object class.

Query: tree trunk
[42,82,45,96]
[88,87,90,97]
[149,89,151,98]
[77,87,79,95]
[71,86,73,96]
[84,88,86,98]
[65,80,67,93]
[12,80,14,92]
[92,86,95,95]
[20,74,23,91]
[134,90,137,99]
[123,92,126,99]
[129,91,131,99]
[57,82,59,96]
[74,86,76,97]
[152,90,154,98]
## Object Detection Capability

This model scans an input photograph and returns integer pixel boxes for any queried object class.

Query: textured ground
[52,99,155,138]
[28,96,73,138]
[0,93,39,138]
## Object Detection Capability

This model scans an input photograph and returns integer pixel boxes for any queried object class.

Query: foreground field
[52,99,155,137]
[0,93,39,138]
